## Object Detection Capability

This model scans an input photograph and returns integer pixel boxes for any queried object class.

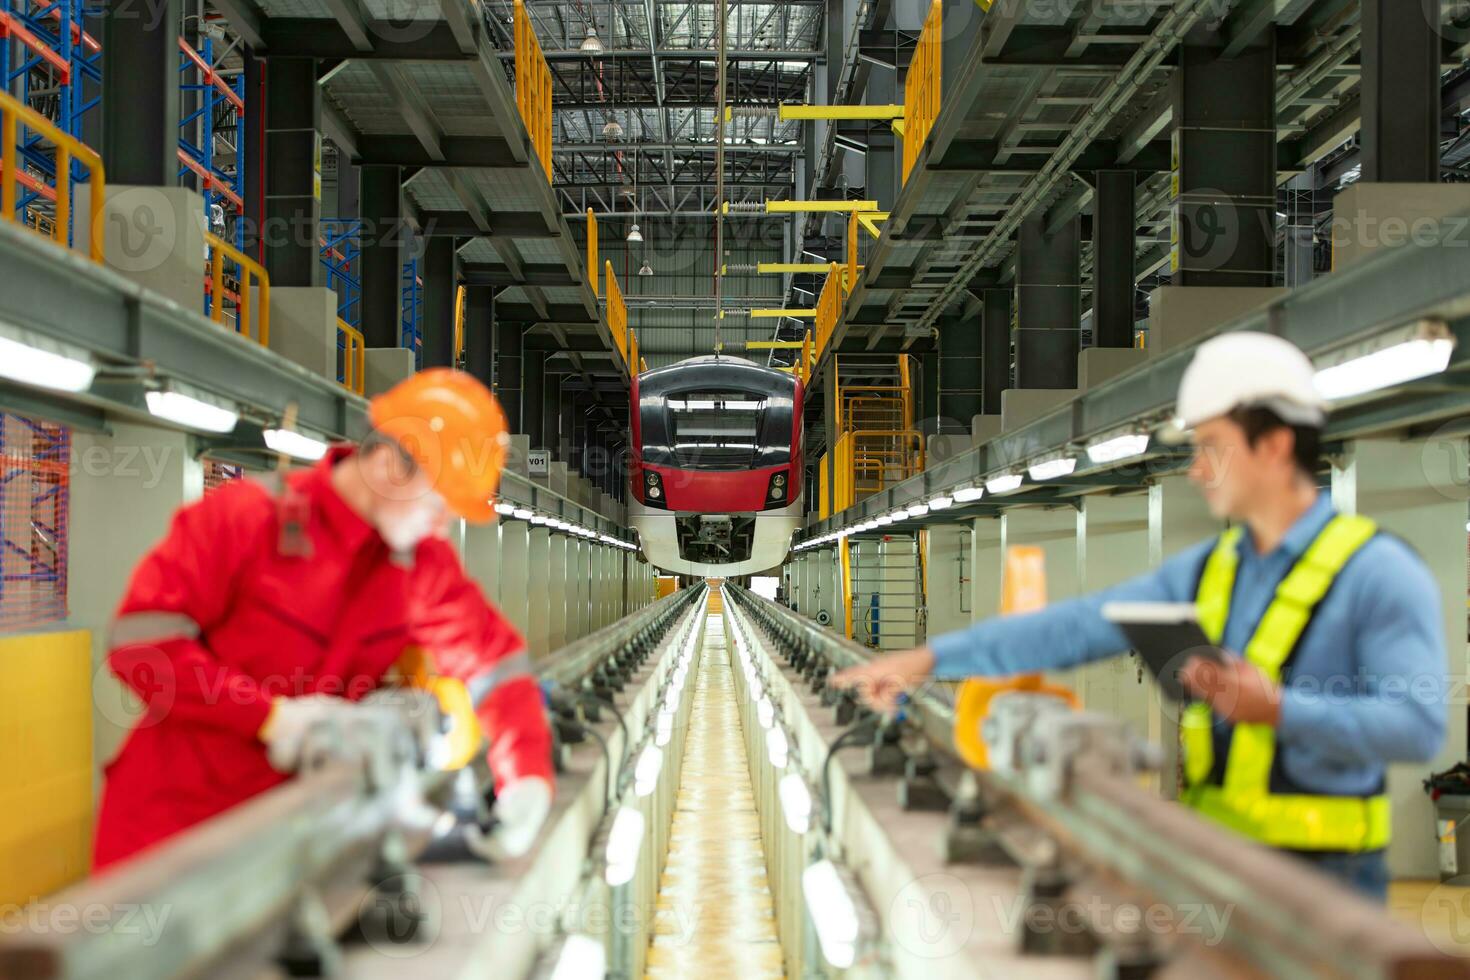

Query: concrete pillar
[76,186,206,312]
[545,530,567,651]
[68,422,203,771]
[526,526,552,657]
[1333,437,1468,879]
[101,0,179,187]
[497,520,531,639]
[1148,474,1221,798]
[1171,38,1276,287]
[1076,493,1152,738]
[463,520,501,605]
[984,503,1086,697]
[262,56,322,287]
[1015,214,1080,389]
[1092,170,1137,349]
[363,347,417,398]
[924,525,969,637]
[561,538,579,641]
[970,517,1003,624]
[359,165,403,350]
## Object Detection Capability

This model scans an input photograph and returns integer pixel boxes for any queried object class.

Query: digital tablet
[1100,601,1227,701]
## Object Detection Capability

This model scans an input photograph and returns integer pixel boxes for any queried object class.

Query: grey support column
[360,166,404,349]
[463,285,495,389]
[1171,38,1276,287]
[1092,171,1137,349]
[420,236,457,368]
[491,308,523,429]
[101,0,180,186]
[866,67,899,211]
[242,50,265,263]
[523,349,547,444]
[980,289,1011,415]
[937,319,982,427]
[262,57,322,287]
[1361,0,1440,183]
[1014,215,1080,389]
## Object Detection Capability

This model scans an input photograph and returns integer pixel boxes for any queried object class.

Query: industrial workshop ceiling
[204,0,1470,421]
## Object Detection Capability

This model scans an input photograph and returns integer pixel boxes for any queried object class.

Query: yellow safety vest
[1181,513,1390,852]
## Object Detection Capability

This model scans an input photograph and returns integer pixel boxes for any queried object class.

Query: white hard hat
[1166,332,1326,441]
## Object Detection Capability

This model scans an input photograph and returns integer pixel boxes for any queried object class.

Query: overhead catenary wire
[713,0,727,355]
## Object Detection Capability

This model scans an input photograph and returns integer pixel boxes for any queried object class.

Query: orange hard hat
[368,368,509,523]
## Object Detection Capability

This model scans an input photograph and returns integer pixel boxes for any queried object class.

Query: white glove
[465,776,553,861]
[259,694,365,773]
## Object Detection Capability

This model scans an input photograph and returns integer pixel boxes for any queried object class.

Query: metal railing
[587,207,599,296]
[605,259,630,367]
[900,0,942,184]
[814,262,842,362]
[205,231,269,346]
[0,88,103,261]
[337,318,365,394]
[512,0,552,182]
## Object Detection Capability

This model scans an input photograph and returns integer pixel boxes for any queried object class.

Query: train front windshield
[639,364,796,472]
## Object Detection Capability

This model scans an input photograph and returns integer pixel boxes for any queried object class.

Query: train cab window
[667,391,766,469]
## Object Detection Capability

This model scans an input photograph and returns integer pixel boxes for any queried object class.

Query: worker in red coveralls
[93,369,554,870]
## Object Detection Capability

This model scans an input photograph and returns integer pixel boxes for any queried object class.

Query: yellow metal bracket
[745,340,807,350]
[759,200,880,214]
[748,308,818,318]
[757,262,862,274]
[856,211,889,238]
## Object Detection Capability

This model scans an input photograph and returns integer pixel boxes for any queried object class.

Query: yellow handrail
[605,259,630,367]
[901,0,943,184]
[454,284,466,362]
[814,261,842,362]
[338,318,366,394]
[206,231,270,347]
[0,88,104,261]
[587,208,599,296]
[513,0,553,182]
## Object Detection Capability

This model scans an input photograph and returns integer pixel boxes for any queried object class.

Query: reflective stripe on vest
[1183,513,1386,852]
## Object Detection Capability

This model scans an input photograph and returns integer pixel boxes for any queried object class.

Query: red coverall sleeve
[109,482,275,739]
[410,540,554,787]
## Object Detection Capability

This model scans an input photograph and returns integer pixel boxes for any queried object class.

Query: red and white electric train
[629,355,804,577]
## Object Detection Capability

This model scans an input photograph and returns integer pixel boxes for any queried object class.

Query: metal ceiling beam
[410,209,559,237]
[261,19,475,60]
[208,0,265,50]
[460,262,579,286]
[555,140,800,154]
[499,48,820,61]
[367,63,444,161]
[352,135,522,168]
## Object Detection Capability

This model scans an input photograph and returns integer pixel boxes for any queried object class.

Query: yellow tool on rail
[952,546,1079,769]
[389,647,483,771]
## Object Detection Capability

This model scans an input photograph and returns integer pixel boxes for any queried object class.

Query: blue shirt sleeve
[1276,536,1447,766]
[929,541,1215,680]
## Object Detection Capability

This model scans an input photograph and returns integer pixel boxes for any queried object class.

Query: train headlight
[641,469,667,508]
[766,471,788,505]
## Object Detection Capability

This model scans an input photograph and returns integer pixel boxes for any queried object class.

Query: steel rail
[0,593,698,980]
[726,584,1470,980]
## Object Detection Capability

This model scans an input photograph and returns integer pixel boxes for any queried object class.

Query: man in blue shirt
[833,332,1447,901]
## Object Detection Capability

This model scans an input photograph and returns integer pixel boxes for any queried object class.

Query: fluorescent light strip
[1028,457,1077,482]
[1314,336,1456,401]
[263,428,329,461]
[986,473,1023,494]
[1087,432,1150,464]
[145,390,239,434]
[0,334,95,393]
